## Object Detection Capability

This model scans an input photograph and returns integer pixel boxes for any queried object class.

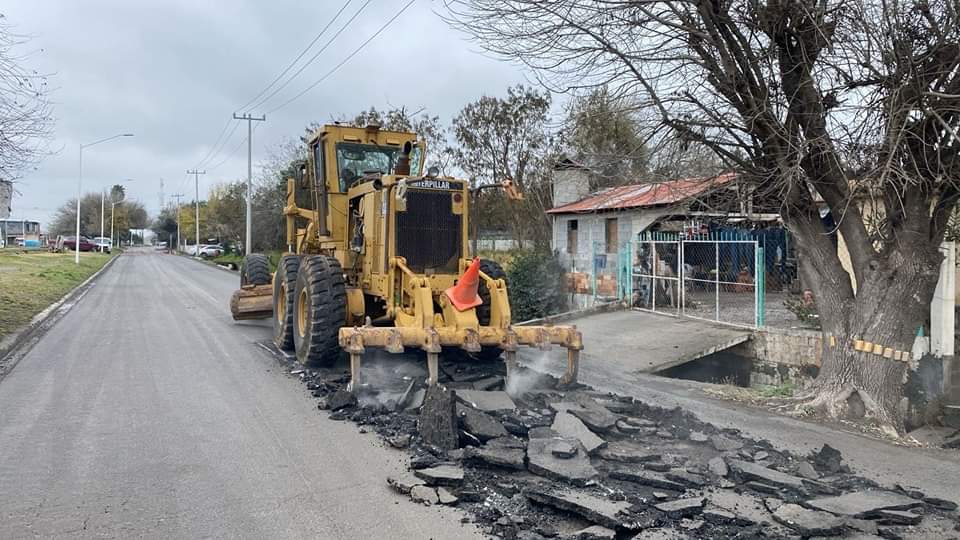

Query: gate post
[756,245,766,328]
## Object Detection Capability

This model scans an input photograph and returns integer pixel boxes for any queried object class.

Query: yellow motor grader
[230,124,582,391]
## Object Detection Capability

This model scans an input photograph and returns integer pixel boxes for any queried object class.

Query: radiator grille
[396,189,462,273]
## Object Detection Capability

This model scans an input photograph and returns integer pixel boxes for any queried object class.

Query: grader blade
[229,284,273,321]
[337,324,583,393]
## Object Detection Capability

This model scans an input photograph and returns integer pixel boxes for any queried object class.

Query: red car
[61,235,96,252]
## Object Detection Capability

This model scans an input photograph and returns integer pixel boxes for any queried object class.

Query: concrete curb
[516,301,627,327]
[177,252,239,275]
[0,254,121,383]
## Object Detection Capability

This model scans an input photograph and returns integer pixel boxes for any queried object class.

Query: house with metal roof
[548,161,787,307]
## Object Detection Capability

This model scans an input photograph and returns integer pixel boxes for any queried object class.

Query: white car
[92,236,112,253]
[198,244,223,258]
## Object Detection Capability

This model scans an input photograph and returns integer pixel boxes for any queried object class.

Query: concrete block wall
[734,327,822,388]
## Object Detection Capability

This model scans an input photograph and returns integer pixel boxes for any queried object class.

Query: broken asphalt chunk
[525,488,633,530]
[413,464,464,486]
[326,389,357,411]
[456,389,516,412]
[387,472,425,494]
[569,406,620,433]
[436,487,459,505]
[772,503,845,536]
[418,386,459,450]
[551,412,607,454]
[806,490,922,517]
[527,437,598,485]
[608,469,685,491]
[728,459,807,492]
[653,497,706,519]
[457,403,508,442]
[708,456,729,477]
[596,441,660,464]
[876,509,922,525]
[710,435,744,452]
[410,485,439,505]
[573,525,616,539]
[463,437,526,470]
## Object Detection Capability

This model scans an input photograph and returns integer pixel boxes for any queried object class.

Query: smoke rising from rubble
[506,351,552,397]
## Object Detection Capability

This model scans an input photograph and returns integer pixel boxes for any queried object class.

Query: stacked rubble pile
[293,358,960,539]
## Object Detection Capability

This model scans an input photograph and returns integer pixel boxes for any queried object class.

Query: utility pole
[233,112,266,255]
[171,193,184,252]
[186,169,205,256]
[158,177,165,211]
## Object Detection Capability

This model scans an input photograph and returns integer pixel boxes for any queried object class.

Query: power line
[235,0,354,113]
[247,0,375,112]
[267,0,416,115]
[193,118,237,170]
[196,119,242,170]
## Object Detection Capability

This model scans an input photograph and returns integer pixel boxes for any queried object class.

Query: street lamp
[107,179,134,250]
[76,133,134,264]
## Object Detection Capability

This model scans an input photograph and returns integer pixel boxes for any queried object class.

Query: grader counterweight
[230,123,583,392]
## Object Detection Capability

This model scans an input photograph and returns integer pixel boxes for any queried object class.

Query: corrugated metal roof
[547,173,735,214]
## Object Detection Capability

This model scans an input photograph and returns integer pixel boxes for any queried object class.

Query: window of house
[605,218,618,252]
[566,220,578,254]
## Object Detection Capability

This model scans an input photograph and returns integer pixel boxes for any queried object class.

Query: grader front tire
[272,255,300,351]
[293,255,346,366]
[474,258,508,361]
[240,253,271,286]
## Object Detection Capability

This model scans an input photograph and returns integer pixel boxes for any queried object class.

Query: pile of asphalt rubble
[292,355,960,539]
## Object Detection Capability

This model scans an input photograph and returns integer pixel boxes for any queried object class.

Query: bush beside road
[0,250,114,340]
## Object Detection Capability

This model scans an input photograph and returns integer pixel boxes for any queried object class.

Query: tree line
[153,84,721,252]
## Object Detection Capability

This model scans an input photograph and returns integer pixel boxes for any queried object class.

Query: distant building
[0,218,42,248]
[0,180,12,220]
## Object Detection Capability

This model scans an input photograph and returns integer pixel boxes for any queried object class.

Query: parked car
[198,244,224,258]
[61,235,96,252]
[92,236,112,253]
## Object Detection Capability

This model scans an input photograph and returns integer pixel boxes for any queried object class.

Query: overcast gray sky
[4,0,528,226]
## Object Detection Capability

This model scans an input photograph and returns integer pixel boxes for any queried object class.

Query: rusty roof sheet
[547,173,736,214]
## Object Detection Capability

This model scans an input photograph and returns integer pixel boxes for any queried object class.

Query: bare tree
[0,15,53,182]
[447,0,960,434]
[451,85,554,247]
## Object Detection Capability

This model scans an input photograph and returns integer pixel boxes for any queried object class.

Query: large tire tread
[272,255,300,351]
[474,259,508,361]
[294,255,346,366]
[241,253,271,286]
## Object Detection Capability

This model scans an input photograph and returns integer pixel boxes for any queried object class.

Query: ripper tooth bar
[337,324,583,393]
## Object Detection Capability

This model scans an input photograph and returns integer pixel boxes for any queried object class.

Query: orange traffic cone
[445,257,484,311]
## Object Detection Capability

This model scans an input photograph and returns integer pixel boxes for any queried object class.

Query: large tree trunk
[788,209,944,433]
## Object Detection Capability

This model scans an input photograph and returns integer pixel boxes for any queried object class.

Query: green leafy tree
[451,85,554,247]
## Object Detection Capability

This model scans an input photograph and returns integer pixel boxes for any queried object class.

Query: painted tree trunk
[790,212,944,432]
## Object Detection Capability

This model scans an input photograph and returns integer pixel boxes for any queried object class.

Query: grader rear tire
[474,259,508,361]
[272,255,300,351]
[241,253,271,286]
[293,255,346,366]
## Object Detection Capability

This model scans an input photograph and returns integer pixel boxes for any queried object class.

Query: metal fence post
[756,245,766,328]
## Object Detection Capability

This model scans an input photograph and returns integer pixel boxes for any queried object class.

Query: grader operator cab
[230,124,583,391]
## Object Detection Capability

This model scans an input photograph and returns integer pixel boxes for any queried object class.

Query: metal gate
[632,235,682,317]
[634,232,765,329]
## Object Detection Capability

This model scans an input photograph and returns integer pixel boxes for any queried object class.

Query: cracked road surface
[0,250,479,539]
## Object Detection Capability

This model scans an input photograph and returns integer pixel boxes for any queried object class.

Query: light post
[76,133,134,263]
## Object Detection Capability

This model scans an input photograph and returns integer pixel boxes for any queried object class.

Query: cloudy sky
[3,0,529,226]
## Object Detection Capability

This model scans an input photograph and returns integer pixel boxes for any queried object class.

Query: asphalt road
[0,250,480,539]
